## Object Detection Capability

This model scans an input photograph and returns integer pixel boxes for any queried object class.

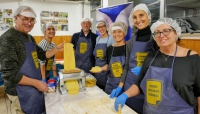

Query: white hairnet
[81,17,93,23]
[41,23,55,34]
[129,3,151,28]
[96,20,107,27]
[150,18,182,39]
[14,6,36,18]
[109,21,128,36]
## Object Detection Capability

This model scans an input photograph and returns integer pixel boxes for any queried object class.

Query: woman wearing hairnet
[115,18,200,114]
[110,3,157,113]
[104,22,127,94]
[93,21,127,94]
[91,20,115,90]
[38,23,59,83]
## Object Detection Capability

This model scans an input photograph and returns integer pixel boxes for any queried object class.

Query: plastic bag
[85,73,97,87]
[47,79,56,93]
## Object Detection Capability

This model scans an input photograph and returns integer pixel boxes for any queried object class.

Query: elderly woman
[92,20,115,90]
[110,3,157,113]
[114,18,200,114]
[38,23,59,83]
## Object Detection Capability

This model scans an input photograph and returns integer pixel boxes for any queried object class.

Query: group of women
[92,3,200,114]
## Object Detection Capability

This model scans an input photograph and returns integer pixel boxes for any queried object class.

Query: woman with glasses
[114,18,200,114]
[110,3,157,114]
[38,23,59,83]
[92,20,115,91]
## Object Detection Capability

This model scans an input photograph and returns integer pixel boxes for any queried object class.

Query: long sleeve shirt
[0,28,46,95]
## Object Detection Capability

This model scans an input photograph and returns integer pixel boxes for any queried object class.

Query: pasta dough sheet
[65,80,79,95]
[62,96,136,114]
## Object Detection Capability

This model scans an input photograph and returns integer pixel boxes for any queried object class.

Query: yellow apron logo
[46,59,54,70]
[111,62,123,77]
[80,42,87,54]
[136,52,148,67]
[146,79,162,106]
[31,51,39,69]
[96,49,104,59]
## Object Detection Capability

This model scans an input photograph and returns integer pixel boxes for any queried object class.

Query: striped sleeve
[38,39,49,51]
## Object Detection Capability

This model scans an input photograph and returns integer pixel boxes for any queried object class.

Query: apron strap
[187,50,192,56]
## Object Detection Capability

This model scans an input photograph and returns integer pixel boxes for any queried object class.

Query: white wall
[0,0,91,36]
[0,2,19,35]
[108,0,128,6]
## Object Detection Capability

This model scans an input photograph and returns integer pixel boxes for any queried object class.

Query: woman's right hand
[110,86,122,98]
[90,66,103,74]
[90,68,102,74]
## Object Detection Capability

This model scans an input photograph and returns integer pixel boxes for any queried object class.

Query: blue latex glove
[114,93,128,111]
[42,78,47,83]
[110,86,122,98]
[131,66,142,76]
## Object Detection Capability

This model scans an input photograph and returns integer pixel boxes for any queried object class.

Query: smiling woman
[38,23,59,84]
[102,21,127,94]
[91,20,115,91]
[112,3,158,114]
[116,17,200,114]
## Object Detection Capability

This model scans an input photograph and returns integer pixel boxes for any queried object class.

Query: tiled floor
[0,86,16,114]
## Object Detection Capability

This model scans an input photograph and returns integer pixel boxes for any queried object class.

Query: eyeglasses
[153,28,175,38]
[17,16,36,24]
[97,25,106,29]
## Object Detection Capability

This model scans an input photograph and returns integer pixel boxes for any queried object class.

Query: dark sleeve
[91,33,98,49]
[31,36,47,61]
[70,33,79,49]
[120,37,133,83]
[193,55,200,97]
[0,36,23,83]
[106,46,112,64]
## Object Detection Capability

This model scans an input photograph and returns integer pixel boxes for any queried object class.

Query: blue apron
[140,46,194,114]
[45,55,55,78]
[75,33,93,73]
[93,36,109,86]
[105,45,125,94]
[124,35,154,114]
[16,37,44,114]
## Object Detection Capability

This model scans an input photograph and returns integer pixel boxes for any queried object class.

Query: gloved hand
[114,93,128,111]
[110,86,122,98]
[131,66,142,76]
[42,78,47,83]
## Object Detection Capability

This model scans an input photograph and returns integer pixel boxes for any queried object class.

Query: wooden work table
[44,86,137,114]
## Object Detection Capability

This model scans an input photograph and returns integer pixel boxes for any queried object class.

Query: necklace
[160,52,170,61]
